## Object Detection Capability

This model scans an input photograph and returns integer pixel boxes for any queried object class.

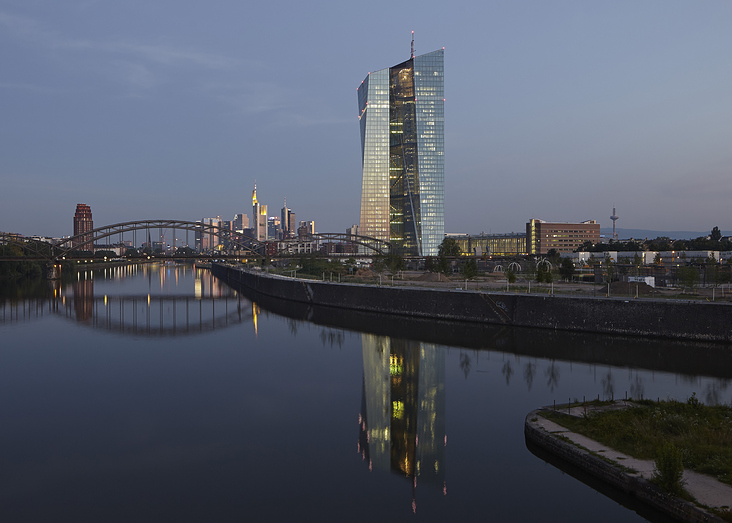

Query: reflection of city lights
[390,354,403,375]
[104,295,107,306]
[392,400,404,419]
[252,302,258,336]
[147,294,150,306]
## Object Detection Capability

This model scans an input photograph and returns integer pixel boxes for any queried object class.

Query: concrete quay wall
[525,411,725,523]
[212,264,732,342]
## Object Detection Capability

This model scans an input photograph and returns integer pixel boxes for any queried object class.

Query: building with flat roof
[358,46,444,256]
[449,233,527,257]
[526,219,600,255]
[73,203,93,249]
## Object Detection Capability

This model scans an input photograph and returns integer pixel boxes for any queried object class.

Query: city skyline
[2,1,732,238]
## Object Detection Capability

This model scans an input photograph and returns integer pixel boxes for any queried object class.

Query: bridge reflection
[60,292,251,337]
[2,266,254,337]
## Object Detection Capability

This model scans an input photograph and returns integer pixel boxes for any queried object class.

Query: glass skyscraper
[358,49,444,257]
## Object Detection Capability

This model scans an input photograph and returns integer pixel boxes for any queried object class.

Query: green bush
[652,442,686,496]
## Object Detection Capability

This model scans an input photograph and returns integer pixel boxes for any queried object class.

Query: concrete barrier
[212,264,732,342]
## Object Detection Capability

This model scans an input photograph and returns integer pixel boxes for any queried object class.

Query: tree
[578,240,594,252]
[384,253,405,274]
[438,237,461,257]
[604,255,615,283]
[711,226,722,242]
[438,255,451,276]
[461,258,478,280]
[677,266,698,292]
[536,265,545,283]
[546,249,561,265]
[559,257,575,281]
[633,253,643,276]
[506,268,516,284]
[424,256,436,273]
[543,268,553,283]
[372,256,386,275]
[645,237,673,252]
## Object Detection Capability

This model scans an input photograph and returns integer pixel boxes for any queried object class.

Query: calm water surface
[1,263,730,522]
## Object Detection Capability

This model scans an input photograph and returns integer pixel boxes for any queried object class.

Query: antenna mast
[411,30,415,58]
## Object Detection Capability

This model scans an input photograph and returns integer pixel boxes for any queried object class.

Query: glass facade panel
[358,70,390,245]
[414,50,445,257]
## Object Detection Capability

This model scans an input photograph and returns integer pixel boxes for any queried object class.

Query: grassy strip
[542,396,732,487]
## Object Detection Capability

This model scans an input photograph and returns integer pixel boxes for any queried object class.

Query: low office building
[526,219,600,255]
[449,233,527,257]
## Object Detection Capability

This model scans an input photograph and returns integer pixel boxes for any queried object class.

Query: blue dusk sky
[1,0,731,238]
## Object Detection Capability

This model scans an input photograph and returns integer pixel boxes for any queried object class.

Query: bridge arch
[2,222,392,261]
[54,220,262,260]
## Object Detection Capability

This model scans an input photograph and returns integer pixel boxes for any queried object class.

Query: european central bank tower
[358,48,444,257]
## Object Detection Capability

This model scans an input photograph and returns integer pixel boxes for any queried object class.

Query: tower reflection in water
[359,334,446,509]
[72,278,94,323]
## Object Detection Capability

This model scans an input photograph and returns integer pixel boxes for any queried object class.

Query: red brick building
[73,203,94,250]
[526,219,600,255]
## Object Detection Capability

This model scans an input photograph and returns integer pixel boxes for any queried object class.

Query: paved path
[534,410,732,511]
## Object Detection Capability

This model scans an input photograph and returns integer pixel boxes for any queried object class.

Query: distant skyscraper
[268,216,281,240]
[357,45,444,256]
[281,200,295,239]
[233,213,249,233]
[297,220,315,238]
[73,203,93,249]
[252,184,267,241]
[200,216,222,252]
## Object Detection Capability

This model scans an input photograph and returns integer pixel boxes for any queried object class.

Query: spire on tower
[411,31,415,59]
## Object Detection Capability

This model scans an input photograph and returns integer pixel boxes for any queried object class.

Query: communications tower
[610,204,619,241]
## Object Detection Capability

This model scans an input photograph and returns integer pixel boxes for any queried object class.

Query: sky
[2,0,732,239]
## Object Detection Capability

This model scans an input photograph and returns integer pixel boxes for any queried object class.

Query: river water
[1,263,730,522]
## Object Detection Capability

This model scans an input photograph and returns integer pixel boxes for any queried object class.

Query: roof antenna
[411,30,415,58]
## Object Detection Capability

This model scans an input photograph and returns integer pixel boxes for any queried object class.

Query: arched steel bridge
[1,220,392,261]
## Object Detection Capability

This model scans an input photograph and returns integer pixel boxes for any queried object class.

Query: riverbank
[525,404,732,522]
[213,263,732,342]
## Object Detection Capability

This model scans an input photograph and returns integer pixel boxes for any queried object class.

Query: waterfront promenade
[526,405,732,522]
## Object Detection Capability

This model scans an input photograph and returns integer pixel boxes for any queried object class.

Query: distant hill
[600,228,732,240]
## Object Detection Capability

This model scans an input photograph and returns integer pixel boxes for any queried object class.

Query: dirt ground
[343,270,732,302]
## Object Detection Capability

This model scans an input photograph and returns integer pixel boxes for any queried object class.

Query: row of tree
[579,227,730,253]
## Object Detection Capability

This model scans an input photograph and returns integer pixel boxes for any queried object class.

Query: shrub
[652,442,686,496]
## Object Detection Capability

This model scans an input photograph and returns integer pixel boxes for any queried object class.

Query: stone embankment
[212,264,732,342]
[525,407,732,522]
